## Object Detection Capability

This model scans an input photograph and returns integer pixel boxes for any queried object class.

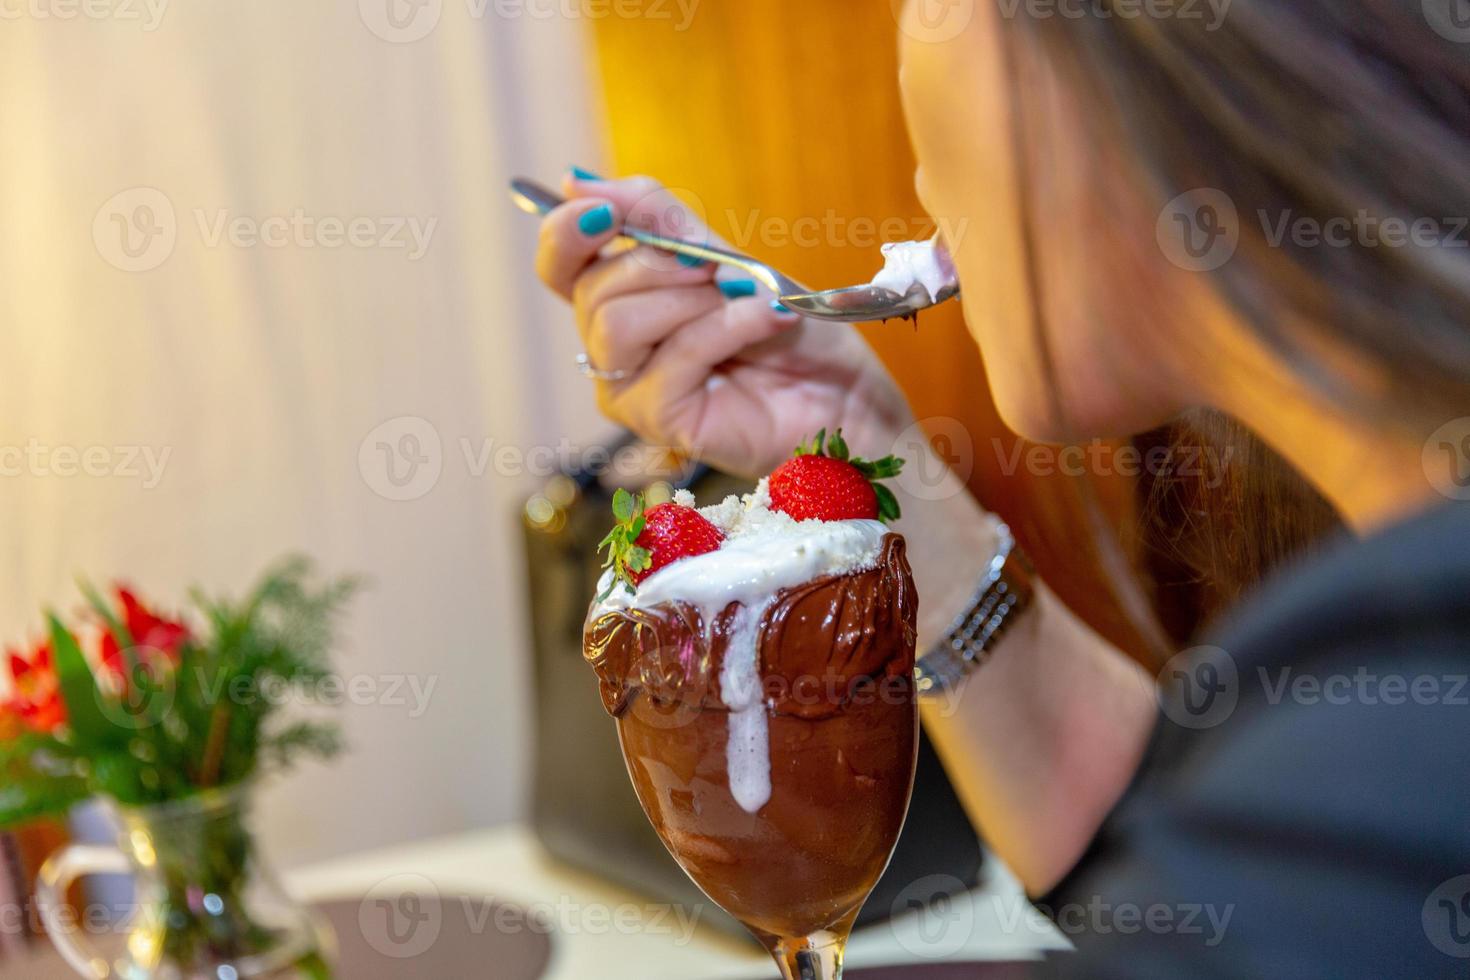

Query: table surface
[284,825,1071,980]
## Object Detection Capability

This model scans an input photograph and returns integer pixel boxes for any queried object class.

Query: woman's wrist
[888,433,1005,651]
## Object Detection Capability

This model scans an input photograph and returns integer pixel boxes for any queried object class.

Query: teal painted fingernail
[579,204,614,236]
[771,300,793,315]
[571,166,602,181]
[719,279,757,299]
[677,253,707,268]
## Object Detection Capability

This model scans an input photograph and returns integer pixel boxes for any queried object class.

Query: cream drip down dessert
[583,431,919,958]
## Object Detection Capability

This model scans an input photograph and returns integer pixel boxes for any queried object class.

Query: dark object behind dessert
[523,439,983,939]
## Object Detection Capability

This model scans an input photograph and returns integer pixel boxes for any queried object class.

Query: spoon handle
[508,177,566,217]
[508,177,791,294]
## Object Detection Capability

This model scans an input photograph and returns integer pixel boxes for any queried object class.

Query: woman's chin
[992,384,1175,446]
[991,393,1068,445]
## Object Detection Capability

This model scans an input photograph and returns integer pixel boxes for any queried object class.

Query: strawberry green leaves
[872,483,902,523]
[598,489,652,597]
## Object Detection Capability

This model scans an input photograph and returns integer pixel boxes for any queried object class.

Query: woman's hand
[535,173,914,477]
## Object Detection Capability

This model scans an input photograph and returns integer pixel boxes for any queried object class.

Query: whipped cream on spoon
[869,237,958,305]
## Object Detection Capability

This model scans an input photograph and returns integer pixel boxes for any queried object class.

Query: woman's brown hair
[999,1,1470,651]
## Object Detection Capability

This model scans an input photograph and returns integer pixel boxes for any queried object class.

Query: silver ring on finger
[575,351,632,382]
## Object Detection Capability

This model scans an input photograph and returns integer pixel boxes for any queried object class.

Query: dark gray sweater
[1036,501,1470,979]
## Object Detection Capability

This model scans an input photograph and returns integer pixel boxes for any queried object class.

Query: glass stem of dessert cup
[761,929,849,980]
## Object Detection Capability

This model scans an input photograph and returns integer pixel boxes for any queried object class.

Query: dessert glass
[585,533,919,979]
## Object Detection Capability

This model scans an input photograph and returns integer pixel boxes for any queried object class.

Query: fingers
[536,195,622,300]
[585,284,726,374]
[558,174,727,374]
[572,245,716,320]
[605,297,801,421]
[536,172,721,301]
[535,171,802,428]
[563,174,712,248]
[571,247,718,371]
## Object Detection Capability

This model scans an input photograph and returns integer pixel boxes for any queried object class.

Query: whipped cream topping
[869,238,954,302]
[592,479,887,620]
[592,479,888,813]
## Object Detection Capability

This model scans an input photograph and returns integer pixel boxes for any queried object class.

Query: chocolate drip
[759,535,916,718]
[583,534,917,720]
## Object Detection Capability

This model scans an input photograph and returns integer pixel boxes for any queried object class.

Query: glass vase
[37,783,332,979]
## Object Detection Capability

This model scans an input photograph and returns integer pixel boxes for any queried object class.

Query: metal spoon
[509,177,959,323]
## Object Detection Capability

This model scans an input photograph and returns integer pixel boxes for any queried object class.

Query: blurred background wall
[0,2,612,866]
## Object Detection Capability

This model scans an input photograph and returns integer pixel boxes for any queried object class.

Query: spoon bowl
[779,281,960,322]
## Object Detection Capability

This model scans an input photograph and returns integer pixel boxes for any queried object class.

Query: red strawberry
[768,428,905,523]
[599,489,724,593]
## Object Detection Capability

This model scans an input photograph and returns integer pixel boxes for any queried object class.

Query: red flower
[98,586,189,683]
[1,589,189,737]
[4,640,66,735]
